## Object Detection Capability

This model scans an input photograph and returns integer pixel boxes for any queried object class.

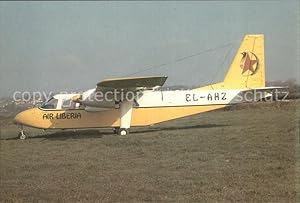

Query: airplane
[14,34,282,139]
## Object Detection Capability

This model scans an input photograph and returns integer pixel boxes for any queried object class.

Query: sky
[0,1,299,97]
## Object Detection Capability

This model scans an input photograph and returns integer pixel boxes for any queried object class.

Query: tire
[18,132,26,140]
[118,128,129,136]
[113,127,120,134]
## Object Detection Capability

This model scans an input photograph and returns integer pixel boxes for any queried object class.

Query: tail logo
[240,52,259,75]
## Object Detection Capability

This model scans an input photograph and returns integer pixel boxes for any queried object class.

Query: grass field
[0,101,299,202]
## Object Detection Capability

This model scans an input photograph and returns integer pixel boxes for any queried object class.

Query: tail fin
[196,34,265,90]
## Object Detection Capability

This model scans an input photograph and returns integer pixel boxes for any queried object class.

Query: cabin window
[40,97,58,109]
[62,99,71,109]
[62,99,76,109]
[62,99,84,109]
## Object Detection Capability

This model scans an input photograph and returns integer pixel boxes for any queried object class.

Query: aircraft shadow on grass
[3,124,229,141]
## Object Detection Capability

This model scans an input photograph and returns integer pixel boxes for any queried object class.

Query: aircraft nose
[14,111,26,125]
[14,108,37,127]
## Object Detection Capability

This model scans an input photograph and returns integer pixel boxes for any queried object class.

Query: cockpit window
[40,97,58,109]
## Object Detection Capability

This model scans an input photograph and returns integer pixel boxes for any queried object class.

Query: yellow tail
[196,34,265,90]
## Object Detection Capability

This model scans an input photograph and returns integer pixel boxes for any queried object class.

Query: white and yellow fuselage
[14,88,269,129]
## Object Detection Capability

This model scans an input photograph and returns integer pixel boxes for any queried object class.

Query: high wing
[75,76,168,104]
[96,76,168,90]
[75,76,168,108]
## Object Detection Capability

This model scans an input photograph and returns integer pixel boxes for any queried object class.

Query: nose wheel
[18,130,27,140]
[17,125,27,140]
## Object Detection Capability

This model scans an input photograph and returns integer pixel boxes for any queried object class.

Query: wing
[97,76,168,89]
[75,76,168,108]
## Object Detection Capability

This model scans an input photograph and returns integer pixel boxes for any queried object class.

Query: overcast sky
[0,1,299,97]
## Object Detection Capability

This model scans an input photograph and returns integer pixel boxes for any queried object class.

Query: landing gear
[113,127,119,134]
[113,127,129,136]
[18,130,27,140]
[117,100,133,137]
[17,125,27,140]
[118,128,129,136]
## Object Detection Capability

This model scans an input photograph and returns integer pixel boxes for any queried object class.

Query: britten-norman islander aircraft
[14,34,281,139]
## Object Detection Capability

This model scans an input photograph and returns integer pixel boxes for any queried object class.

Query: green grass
[0,101,299,202]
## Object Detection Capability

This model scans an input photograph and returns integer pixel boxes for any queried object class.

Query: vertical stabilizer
[196,34,265,90]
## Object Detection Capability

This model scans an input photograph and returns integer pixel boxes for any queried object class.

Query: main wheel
[113,127,120,134]
[118,128,129,136]
[18,131,27,140]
